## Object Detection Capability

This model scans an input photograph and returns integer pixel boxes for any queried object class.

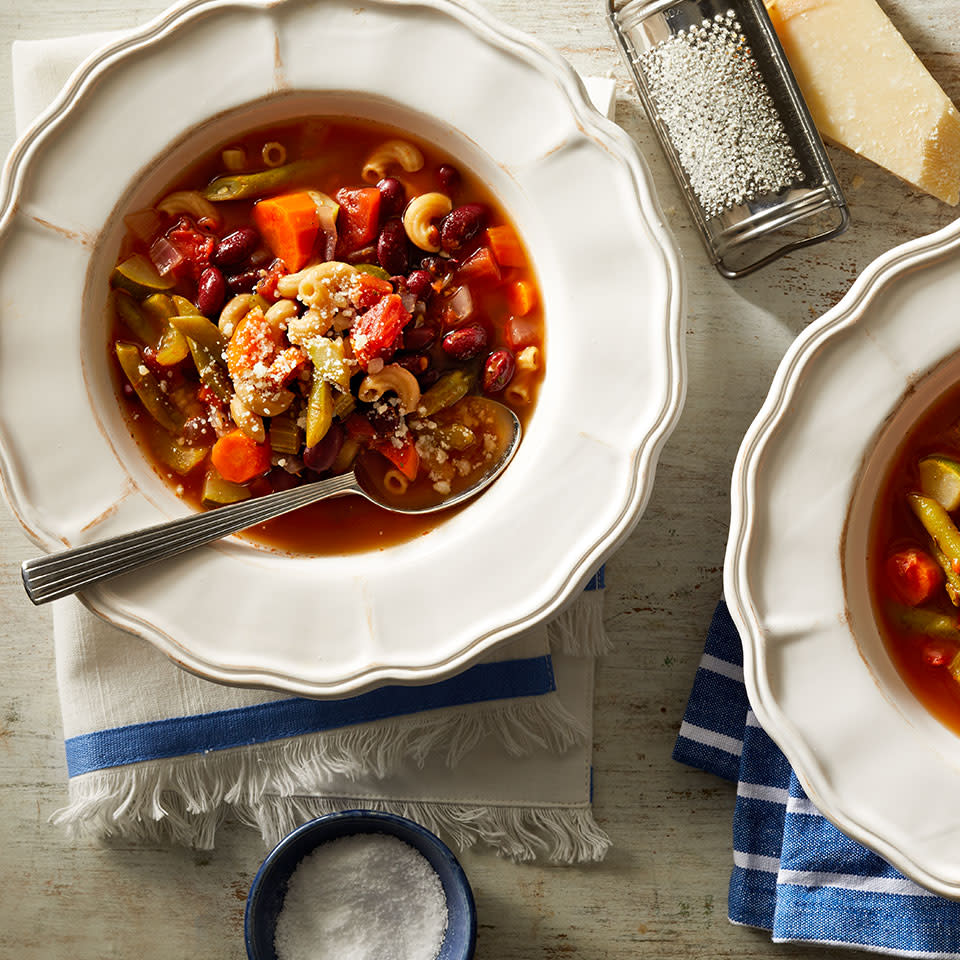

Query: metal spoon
[21,403,521,605]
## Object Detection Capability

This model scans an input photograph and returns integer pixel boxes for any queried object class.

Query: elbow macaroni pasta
[403,192,452,252]
[361,139,425,183]
[516,346,541,372]
[261,141,287,167]
[383,469,410,496]
[358,364,421,414]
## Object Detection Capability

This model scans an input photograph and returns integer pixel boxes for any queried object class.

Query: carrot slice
[507,279,537,316]
[211,429,272,483]
[456,246,501,284]
[485,225,526,267]
[252,192,321,272]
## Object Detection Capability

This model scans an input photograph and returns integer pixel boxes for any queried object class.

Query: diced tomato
[371,435,420,481]
[457,246,501,284]
[485,225,526,267]
[255,258,289,301]
[350,294,412,369]
[506,315,539,350]
[167,216,215,281]
[353,271,394,311]
[197,383,225,407]
[886,547,944,606]
[335,186,381,254]
[252,192,320,272]
[344,413,377,440]
[507,279,537,316]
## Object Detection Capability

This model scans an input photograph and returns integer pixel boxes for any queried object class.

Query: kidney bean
[442,323,488,361]
[377,218,409,276]
[420,256,454,280]
[440,204,487,253]
[482,348,516,394]
[402,323,439,352]
[213,227,259,267]
[405,269,432,299]
[196,266,226,316]
[377,177,407,219]
[437,164,460,192]
[366,401,402,436]
[226,267,262,294]
[303,423,344,473]
[182,415,215,446]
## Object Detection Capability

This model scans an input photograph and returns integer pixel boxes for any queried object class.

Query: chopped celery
[269,414,301,455]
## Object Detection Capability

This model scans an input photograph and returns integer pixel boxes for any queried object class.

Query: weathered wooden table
[2,0,958,956]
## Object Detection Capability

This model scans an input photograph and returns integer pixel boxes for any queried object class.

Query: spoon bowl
[21,401,521,605]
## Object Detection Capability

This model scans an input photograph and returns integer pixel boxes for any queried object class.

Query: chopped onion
[149,236,183,276]
[316,204,338,261]
[400,291,417,313]
[124,208,164,245]
[447,284,474,321]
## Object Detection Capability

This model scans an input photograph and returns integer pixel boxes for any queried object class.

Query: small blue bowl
[244,810,477,960]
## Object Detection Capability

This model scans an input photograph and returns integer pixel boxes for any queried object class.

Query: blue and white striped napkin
[12,31,618,862]
[674,600,960,955]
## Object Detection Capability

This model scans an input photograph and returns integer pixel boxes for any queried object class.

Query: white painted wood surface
[1,1,958,957]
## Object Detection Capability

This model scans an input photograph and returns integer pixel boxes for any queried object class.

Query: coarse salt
[273,833,448,960]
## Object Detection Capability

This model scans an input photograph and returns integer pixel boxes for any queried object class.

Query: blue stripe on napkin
[65,654,556,777]
[674,599,960,957]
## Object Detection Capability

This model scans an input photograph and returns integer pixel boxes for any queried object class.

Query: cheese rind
[766,0,960,204]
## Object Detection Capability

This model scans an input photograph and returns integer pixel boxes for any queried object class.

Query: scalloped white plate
[726,216,960,896]
[0,0,685,696]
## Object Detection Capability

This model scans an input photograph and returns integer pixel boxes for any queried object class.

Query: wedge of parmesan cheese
[766,0,960,204]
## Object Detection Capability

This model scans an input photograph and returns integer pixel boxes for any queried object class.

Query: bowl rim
[244,809,477,960]
[725,213,960,897]
[0,0,686,696]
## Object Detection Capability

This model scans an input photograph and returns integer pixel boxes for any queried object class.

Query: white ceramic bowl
[726,216,960,897]
[0,0,685,696]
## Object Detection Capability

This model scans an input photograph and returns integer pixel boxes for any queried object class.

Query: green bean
[418,370,472,417]
[908,493,960,605]
[202,470,250,505]
[186,338,232,402]
[203,159,327,201]
[113,289,160,346]
[893,603,960,639]
[115,342,184,433]
[170,314,228,354]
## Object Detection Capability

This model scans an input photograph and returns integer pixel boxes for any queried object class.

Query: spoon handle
[21,471,362,605]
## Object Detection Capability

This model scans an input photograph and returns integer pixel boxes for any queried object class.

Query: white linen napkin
[11,31,617,861]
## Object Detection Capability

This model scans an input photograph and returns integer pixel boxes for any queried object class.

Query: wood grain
[1,1,958,957]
